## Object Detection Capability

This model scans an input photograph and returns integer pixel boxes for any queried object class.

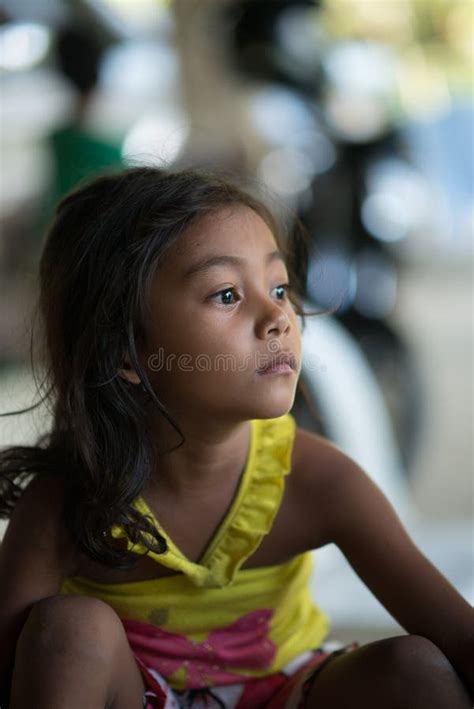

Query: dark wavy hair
[0,166,318,568]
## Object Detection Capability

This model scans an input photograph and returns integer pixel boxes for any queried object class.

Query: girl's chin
[248,393,297,421]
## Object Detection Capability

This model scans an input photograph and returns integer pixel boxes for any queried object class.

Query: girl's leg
[10,595,146,709]
[301,635,471,709]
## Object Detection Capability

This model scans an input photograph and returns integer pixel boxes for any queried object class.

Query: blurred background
[0,0,472,643]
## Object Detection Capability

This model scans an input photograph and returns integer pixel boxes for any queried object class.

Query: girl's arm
[0,474,78,703]
[296,432,474,696]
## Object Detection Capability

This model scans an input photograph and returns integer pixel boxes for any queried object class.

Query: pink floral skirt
[138,642,358,708]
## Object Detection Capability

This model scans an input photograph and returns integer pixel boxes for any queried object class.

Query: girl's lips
[257,362,294,376]
[256,351,298,375]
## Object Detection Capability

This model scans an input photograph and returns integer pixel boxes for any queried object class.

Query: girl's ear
[118,356,141,385]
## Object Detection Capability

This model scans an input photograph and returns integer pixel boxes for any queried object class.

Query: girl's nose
[257,301,291,339]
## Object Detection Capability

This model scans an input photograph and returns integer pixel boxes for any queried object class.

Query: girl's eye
[210,283,291,307]
[210,288,240,306]
[273,283,290,300]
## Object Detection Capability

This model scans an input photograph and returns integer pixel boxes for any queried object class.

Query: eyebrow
[182,249,286,280]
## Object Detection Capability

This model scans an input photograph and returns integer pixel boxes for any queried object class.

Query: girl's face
[141,205,302,422]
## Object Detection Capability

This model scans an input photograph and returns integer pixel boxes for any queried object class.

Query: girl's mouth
[256,352,297,375]
[257,362,294,376]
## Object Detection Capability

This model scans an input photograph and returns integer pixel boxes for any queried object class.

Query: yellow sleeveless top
[61,414,329,690]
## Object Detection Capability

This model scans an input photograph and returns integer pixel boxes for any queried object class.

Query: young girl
[0,167,472,709]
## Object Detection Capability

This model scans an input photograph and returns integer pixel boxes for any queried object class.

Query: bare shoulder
[291,425,359,498]
[4,473,68,537]
[1,474,78,581]
[290,424,425,562]
[289,426,368,548]
[292,426,351,475]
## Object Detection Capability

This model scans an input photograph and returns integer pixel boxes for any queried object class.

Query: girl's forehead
[172,206,279,265]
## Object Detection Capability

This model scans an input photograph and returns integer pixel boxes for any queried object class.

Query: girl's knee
[308,635,468,708]
[376,634,453,677]
[368,634,467,702]
[11,596,146,708]
[17,594,124,662]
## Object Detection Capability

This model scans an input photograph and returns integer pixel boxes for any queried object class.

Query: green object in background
[34,123,124,257]
[49,124,123,203]
[0,123,123,363]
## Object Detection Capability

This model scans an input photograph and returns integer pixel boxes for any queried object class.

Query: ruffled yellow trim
[111,413,296,588]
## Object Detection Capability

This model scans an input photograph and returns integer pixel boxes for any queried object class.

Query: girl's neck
[147,415,252,497]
